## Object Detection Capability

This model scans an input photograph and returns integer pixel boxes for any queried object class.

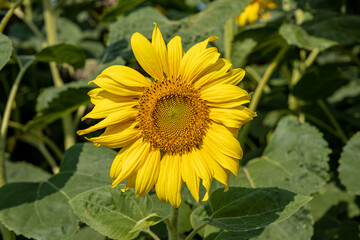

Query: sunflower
[237,0,276,27]
[78,23,256,208]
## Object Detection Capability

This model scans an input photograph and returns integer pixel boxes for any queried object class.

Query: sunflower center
[137,79,210,154]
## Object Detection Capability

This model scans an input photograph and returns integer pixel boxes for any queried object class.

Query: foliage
[0,0,359,239]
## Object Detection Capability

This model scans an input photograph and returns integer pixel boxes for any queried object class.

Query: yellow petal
[110,147,126,180]
[200,84,251,106]
[180,47,220,84]
[155,154,183,208]
[202,68,245,88]
[210,106,256,129]
[131,32,164,80]
[91,77,144,97]
[181,153,200,203]
[199,148,230,191]
[97,65,150,88]
[82,99,137,121]
[167,36,183,79]
[86,122,141,149]
[112,139,151,187]
[122,172,137,192]
[135,148,161,197]
[77,108,138,135]
[193,58,232,89]
[178,36,218,83]
[186,149,213,202]
[202,123,241,176]
[152,23,169,79]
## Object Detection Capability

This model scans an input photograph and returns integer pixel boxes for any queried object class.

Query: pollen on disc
[137,79,210,154]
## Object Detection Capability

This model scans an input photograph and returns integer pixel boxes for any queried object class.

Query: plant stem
[143,229,161,240]
[238,45,289,143]
[317,99,347,143]
[249,46,289,111]
[304,113,343,139]
[185,223,206,240]
[0,223,15,240]
[167,206,179,240]
[224,17,237,61]
[0,0,24,32]
[8,121,63,160]
[1,61,33,140]
[42,0,75,149]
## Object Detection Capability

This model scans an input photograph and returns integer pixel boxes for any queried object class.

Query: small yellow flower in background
[78,23,256,208]
[237,0,276,27]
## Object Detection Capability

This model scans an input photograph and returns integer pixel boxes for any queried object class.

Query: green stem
[143,229,161,240]
[14,8,44,43]
[42,0,75,149]
[249,46,289,111]
[245,66,271,93]
[317,99,347,143]
[0,61,32,140]
[304,113,344,139]
[185,223,206,240]
[8,121,63,160]
[0,0,24,32]
[167,206,179,240]
[0,223,15,240]
[238,45,289,144]
[224,17,237,61]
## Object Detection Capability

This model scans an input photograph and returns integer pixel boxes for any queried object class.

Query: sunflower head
[78,23,256,208]
[237,0,277,27]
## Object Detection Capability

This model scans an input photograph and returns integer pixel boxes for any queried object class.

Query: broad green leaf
[0,33,12,70]
[100,0,144,22]
[231,26,280,67]
[36,43,86,69]
[0,143,115,240]
[25,81,93,131]
[338,132,360,195]
[5,161,51,183]
[253,206,313,240]
[279,23,337,51]
[175,0,252,51]
[293,65,349,101]
[71,226,105,240]
[108,0,252,55]
[69,187,158,240]
[304,15,360,46]
[310,182,360,221]
[57,18,83,45]
[205,187,312,231]
[235,115,330,195]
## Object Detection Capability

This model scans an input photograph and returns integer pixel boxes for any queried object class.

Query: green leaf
[5,161,51,183]
[100,0,144,22]
[205,187,312,231]
[235,115,330,195]
[71,226,106,240]
[253,206,313,240]
[304,15,360,46]
[0,33,12,71]
[69,187,159,240]
[292,65,349,101]
[279,23,337,51]
[108,0,252,55]
[36,43,86,69]
[0,143,115,240]
[338,132,360,195]
[25,81,93,131]
[231,26,279,67]
[310,182,360,222]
